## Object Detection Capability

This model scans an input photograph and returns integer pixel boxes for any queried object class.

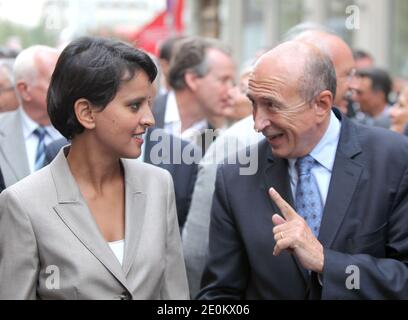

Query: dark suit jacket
[44,138,69,166]
[404,124,408,137]
[198,109,408,299]
[144,128,200,230]
[151,93,203,228]
[0,168,5,193]
[152,93,167,129]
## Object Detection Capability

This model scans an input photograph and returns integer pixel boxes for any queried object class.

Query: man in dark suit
[152,36,235,155]
[44,138,68,165]
[353,68,393,129]
[198,41,408,299]
[144,128,200,230]
[44,129,199,231]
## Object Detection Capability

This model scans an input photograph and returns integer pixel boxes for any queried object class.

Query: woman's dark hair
[47,36,157,139]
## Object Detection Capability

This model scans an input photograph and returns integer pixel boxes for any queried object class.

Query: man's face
[247,59,323,159]
[293,31,355,114]
[194,48,235,118]
[332,46,355,113]
[355,56,374,70]
[0,67,19,112]
[28,52,59,112]
[353,76,376,114]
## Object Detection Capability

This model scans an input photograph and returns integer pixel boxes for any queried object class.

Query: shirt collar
[20,107,62,140]
[20,107,40,139]
[289,110,341,172]
[310,110,341,171]
[164,90,180,124]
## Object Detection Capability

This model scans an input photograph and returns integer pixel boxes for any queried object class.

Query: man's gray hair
[13,45,57,85]
[298,46,337,103]
[168,36,231,90]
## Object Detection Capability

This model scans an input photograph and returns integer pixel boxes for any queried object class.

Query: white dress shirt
[163,90,181,136]
[20,108,63,173]
[108,239,125,266]
[287,111,341,206]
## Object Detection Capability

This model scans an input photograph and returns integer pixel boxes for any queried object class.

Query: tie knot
[295,155,315,176]
[34,126,46,140]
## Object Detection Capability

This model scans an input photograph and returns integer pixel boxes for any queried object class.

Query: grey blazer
[0,148,189,300]
[0,109,30,187]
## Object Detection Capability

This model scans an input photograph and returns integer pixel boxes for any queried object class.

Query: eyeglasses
[0,86,14,95]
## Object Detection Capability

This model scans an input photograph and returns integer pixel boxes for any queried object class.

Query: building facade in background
[1,0,407,78]
[188,0,407,79]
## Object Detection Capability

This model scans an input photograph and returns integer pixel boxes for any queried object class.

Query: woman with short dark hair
[0,37,189,299]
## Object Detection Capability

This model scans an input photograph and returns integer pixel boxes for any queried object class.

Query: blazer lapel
[121,159,147,276]
[261,150,294,212]
[318,115,363,248]
[0,110,30,182]
[260,143,309,285]
[50,148,131,292]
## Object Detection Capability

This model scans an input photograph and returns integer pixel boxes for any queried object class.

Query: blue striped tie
[295,155,323,237]
[34,126,46,171]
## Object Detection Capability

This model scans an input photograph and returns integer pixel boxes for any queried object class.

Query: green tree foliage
[0,18,57,48]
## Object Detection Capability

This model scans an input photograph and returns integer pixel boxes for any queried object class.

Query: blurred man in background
[157,35,185,95]
[0,45,61,187]
[153,36,235,154]
[353,67,392,128]
[293,30,356,116]
[353,49,375,70]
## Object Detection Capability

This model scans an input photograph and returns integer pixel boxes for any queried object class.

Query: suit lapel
[260,143,309,285]
[261,150,294,212]
[50,148,131,292]
[55,203,131,291]
[121,159,147,276]
[0,169,4,191]
[318,114,363,247]
[0,110,30,182]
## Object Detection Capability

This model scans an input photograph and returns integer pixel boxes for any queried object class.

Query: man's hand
[269,187,324,273]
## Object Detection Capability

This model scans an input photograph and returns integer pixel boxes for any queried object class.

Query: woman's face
[390,87,408,134]
[92,70,155,159]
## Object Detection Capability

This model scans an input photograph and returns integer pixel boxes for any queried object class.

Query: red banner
[129,0,185,55]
